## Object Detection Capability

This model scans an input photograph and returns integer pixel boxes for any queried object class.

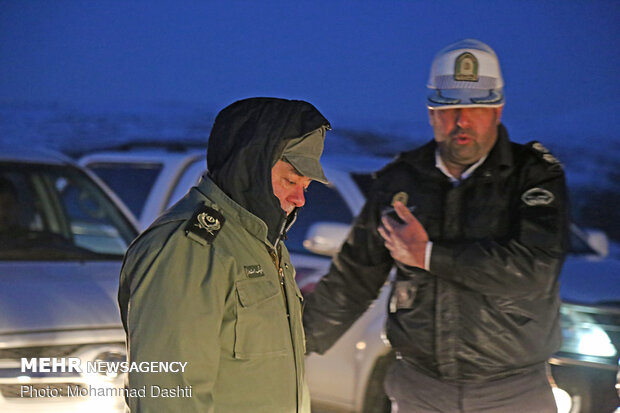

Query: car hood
[560,255,620,307]
[0,261,123,334]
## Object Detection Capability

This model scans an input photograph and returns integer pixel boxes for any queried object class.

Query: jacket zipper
[269,248,290,317]
[269,250,290,317]
[271,216,290,317]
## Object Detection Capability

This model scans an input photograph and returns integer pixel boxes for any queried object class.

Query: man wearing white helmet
[303,39,568,412]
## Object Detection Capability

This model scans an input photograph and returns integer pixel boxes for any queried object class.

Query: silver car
[0,147,138,412]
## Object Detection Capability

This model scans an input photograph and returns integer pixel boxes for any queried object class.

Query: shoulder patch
[185,204,225,245]
[527,141,563,169]
[521,187,555,206]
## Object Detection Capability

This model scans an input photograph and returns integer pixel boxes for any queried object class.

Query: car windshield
[0,162,137,260]
[85,162,163,218]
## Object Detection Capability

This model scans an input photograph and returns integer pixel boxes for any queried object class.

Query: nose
[456,109,473,128]
[289,185,306,208]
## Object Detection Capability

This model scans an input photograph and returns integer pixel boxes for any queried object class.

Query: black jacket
[303,125,569,383]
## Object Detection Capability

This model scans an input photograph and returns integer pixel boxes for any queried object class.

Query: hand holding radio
[378,201,428,268]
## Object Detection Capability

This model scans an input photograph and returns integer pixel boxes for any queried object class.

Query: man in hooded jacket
[118,97,331,413]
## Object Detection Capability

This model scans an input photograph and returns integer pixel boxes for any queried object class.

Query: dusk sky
[1,0,619,143]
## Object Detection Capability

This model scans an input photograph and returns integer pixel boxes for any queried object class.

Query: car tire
[362,351,394,413]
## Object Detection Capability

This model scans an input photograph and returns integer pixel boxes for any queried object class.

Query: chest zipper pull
[280,267,291,318]
[270,248,290,317]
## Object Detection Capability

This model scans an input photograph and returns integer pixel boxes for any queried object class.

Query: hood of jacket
[206,97,330,246]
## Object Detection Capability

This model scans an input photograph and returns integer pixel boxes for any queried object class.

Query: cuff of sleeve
[424,241,433,271]
[429,242,458,281]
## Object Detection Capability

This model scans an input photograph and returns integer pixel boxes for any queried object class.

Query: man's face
[428,106,503,168]
[271,160,311,215]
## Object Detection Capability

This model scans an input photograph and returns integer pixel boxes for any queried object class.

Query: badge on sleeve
[521,188,555,206]
[185,205,225,244]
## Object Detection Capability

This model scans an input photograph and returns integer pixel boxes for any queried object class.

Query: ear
[428,108,435,126]
[495,106,504,124]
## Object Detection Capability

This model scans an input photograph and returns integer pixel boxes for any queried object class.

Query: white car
[80,143,620,413]
[0,147,139,413]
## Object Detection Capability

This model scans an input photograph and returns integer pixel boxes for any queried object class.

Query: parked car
[79,143,620,413]
[0,147,138,412]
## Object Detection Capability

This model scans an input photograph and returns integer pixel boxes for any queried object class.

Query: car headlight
[72,343,127,383]
[560,304,617,358]
[93,350,127,380]
[552,386,572,413]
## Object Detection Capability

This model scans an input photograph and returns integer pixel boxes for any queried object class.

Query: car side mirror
[582,228,609,258]
[571,223,609,259]
[303,222,350,257]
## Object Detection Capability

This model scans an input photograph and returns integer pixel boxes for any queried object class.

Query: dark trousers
[384,360,557,413]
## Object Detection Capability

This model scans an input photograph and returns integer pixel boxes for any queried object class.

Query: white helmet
[427,39,504,109]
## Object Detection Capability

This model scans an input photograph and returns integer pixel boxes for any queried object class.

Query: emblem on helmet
[454,52,479,82]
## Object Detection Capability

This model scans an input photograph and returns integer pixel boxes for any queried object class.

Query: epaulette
[184,204,226,245]
[526,141,563,170]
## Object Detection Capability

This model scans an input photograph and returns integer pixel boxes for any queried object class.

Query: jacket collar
[196,174,273,247]
[400,123,513,178]
[481,123,513,171]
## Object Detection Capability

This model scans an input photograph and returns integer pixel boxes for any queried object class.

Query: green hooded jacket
[118,98,330,413]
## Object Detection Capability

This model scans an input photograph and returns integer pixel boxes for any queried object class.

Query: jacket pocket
[490,297,539,326]
[234,278,290,359]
